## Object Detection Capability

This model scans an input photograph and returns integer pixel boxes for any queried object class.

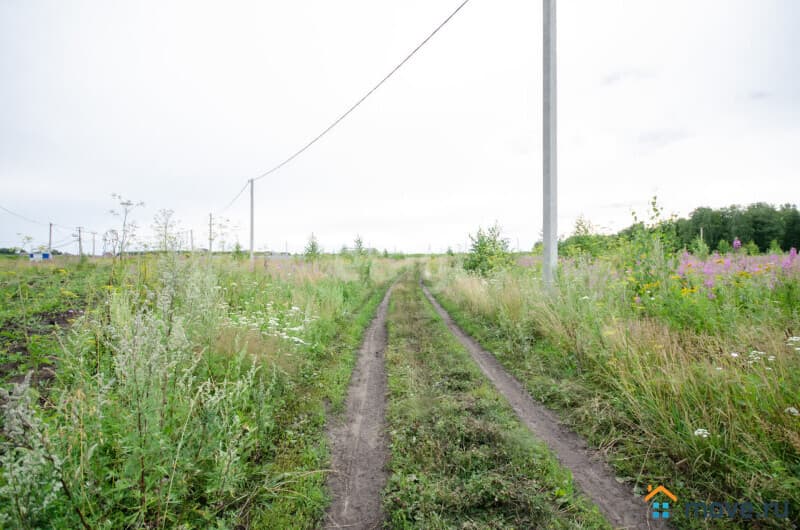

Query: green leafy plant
[463,223,513,276]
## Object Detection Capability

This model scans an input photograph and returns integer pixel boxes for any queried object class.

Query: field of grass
[0,253,403,528]
[425,239,799,527]
[3,234,797,528]
[383,273,608,529]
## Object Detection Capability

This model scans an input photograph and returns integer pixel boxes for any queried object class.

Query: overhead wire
[218,180,250,213]
[252,0,472,183]
[214,0,474,215]
[0,203,48,226]
[0,202,100,241]
[7,0,476,242]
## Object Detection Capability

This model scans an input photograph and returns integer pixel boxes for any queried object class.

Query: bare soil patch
[325,286,393,529]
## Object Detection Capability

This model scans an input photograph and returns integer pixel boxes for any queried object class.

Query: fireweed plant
[0,254,403,528]
[426,223,800,528]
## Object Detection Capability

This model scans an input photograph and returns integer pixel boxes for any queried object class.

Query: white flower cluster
[693,428,710,438]
[227,301,317,346]
[728,350,776,369]
[747,350,766,365]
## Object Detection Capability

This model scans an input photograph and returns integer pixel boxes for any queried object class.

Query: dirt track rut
[422,284,665,530]
[324,286,393,529]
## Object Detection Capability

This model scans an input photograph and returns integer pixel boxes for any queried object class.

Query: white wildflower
[693,428,710,438]
[714,367,723,371]
[785,407,799,417]
[730,352,740,358]
[767,355,776,361]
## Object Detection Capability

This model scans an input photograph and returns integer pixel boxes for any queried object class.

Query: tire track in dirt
[324,286,394,529]
[422,284,666,530]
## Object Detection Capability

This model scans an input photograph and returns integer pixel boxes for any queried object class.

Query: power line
[0,203,48,226]
[251,0,473,183]
[219,180,250,213]
[51,239,77,250]
[0,202,101,235]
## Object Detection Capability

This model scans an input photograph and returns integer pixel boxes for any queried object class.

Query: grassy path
[381,275,609,528]
[421,283,659,529]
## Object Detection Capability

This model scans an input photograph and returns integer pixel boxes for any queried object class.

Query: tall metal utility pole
[48,223,53,253]
[249,178,255,271]
[543,0,558,286]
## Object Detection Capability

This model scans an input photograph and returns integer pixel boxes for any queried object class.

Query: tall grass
[426,243,800,528]
[0,254,403,528]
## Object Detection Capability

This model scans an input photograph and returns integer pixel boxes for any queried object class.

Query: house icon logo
[644,484,677,520]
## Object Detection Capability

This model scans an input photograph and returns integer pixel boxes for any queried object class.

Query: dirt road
[324,286,394,529]
[422,284,665,530]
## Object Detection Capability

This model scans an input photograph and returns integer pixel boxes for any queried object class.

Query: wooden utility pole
[543,0,558,286]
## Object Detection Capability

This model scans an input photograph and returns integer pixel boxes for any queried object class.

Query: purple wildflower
[733,238,742,250]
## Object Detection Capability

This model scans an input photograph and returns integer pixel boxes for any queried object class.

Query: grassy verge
[426,256,799,529]
[0,254,403,528]
[382,274,609,529]
[248,276,395,528]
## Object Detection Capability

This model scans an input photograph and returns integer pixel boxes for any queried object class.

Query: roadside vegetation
[0,252,403,528]
[0,258,113,385]
[426,203,800,528]
[383,273,609,529]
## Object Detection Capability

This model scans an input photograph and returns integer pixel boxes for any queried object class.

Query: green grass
[0,257,115,383]
[426,250,800,529]
[0,254,403,528]
[382,274,610,529]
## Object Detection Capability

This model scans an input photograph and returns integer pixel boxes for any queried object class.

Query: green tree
[463,224,513,276]
[304,233,321,261]
[354,235,365,256]
[780,204,800,250]
[746,203,784,252]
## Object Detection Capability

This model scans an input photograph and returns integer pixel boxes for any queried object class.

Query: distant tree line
[560,202,800,257]
[668,203,800,253]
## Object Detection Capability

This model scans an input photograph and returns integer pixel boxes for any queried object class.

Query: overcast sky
[1,0,798,254]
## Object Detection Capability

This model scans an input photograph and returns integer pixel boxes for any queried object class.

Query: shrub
[690,236,710,259]
[463,224,513,276]
[304,233,321,261]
